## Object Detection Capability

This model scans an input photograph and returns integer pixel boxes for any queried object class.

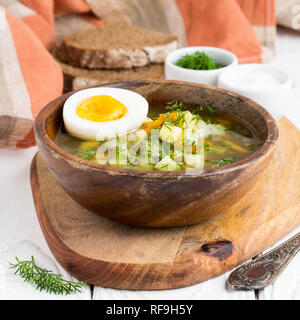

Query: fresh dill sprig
[192,102,217,115]
[10,256,87,295]
[215,124,227,130]
[220,141,231,147]
[74,149,96,160]
[193,105,204,113]
[163,121,176,131]
[192,113,201,122]
[204,142,211,152]
[206,102,217,114]
[245,143,261,151]
[209,157,235,168]
[175,51,225,70]
[166,100,186,112]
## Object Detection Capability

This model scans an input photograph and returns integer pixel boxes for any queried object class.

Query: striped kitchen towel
[0,0,100,149]
[0,8,63,148]
[237,0,276,62]
[1,0,55,49]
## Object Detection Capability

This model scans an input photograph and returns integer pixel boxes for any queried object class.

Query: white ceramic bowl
[218,64,293,121]
[165,46,238,86]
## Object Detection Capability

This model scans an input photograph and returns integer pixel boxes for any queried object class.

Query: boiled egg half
[63,87,149,140]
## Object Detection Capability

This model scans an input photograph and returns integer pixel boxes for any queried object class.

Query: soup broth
[56,100,263,171]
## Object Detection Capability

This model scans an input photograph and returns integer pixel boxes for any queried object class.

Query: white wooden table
[0,28,299,300]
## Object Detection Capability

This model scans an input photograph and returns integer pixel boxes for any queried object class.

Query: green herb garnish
[166,100,186,112]
[175,51,225,70]
[204,142,211,152]
[10,256,87,295]
[163,121,176,131]
[75,149,96,160]
[209,157,235,168]
[192,102,217,115]
[206,102,216,114]
[193,105,204,113]
[220,141,231,148]
[245,144,261,151]
[215,124,227,130]
[192,113,201,122]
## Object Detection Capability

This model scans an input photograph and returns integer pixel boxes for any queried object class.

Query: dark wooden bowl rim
[35,80,279,180]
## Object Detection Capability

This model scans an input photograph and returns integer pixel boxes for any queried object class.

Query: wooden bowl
[34,80,278,227]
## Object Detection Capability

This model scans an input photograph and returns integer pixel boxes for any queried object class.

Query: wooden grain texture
[30,117,300,290]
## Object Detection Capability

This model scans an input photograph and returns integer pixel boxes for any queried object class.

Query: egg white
[63,87,149,141]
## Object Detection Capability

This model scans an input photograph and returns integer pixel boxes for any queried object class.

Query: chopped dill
[166,100,186,112]
[193,105,204,113]
[209,157,235,168]
[204,142,211,152]
[245,144,261,151]
[192,102,217,115]
[74,149,96,160]
[173,111,186,127]
[192,114,201,122]
[175,51,225,70]
[206,102,216,114]
[220,141,231,148]
[163,121,176,131]
[216,124,227,130]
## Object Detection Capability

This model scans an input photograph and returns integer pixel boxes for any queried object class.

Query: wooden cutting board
[30,117,300,290]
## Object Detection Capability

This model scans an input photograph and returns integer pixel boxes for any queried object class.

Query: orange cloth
[7,15,63,120]
[237,0,276,26]
[54,0,90,15]
[0,12,63,148]
[176,0,270,63]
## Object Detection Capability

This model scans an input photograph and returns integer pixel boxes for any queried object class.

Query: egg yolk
[76,95,127,122]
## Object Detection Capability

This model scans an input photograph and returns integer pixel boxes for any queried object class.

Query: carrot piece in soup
[144,115,165,134]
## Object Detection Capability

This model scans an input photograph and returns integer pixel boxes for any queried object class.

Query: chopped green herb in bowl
[175,51,225,71]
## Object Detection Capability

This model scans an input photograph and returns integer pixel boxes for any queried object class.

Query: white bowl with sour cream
[218,64,293,120]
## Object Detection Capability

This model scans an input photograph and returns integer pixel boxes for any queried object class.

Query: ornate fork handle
[227,233,300,290]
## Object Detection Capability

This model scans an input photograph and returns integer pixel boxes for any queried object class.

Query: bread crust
[56,39,178,69]
[57,60,165,92]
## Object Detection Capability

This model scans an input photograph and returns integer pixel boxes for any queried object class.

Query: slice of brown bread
[57,59,164,92]
[55,21,178,70]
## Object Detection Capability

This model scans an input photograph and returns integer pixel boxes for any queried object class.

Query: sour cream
[218,64,292,120]
[233,70,285,90]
